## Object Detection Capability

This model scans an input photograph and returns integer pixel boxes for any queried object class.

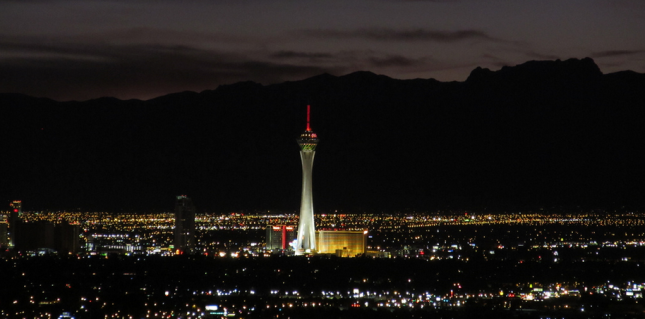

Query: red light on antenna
[306,105,311,131]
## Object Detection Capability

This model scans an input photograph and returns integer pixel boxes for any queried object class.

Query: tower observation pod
[296,105,318,255]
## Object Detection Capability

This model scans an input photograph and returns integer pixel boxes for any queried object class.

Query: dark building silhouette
[174,195,195,254]
[9,200,21,246]
[14,221,54,252]
[55,222,81,254]
[13,221,80,254]
[0,222,7,246]
[266,225,297,250]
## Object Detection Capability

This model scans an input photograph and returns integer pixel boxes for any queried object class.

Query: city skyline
[4,209,645,318]
[1,1,644,100]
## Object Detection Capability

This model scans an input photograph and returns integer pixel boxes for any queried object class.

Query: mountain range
[1,57,644,213]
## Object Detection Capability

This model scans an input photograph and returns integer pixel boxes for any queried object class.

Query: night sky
[1,0,644,101]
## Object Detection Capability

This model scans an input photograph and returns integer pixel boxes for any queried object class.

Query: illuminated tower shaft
[296,105,318,254]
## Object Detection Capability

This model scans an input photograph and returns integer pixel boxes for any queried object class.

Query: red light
[306,105,311,131]
[13,209,18,213]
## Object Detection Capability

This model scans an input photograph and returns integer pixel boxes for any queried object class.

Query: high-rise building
[296,105,318,255]
[266,225,297,250]
[174,195,195,254]
[9,200,22,246]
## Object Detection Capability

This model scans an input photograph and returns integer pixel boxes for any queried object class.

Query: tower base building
[316,230,367,257]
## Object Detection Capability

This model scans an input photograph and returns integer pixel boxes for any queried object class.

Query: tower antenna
[306,105,311,131]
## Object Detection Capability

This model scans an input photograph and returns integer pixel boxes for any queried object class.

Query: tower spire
[306,105,311,132]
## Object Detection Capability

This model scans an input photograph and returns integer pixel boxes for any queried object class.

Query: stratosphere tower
[296,105,318,255]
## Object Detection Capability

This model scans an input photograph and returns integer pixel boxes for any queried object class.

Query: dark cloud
[268,49,433,73]
[270,51,334,59]
[76,27,257,45]
[591,50,645,58]
[523,51,562,61]
[302,28,501,43]
[0,37,342,101]
[0,30,456,100]
[368,55,418,67]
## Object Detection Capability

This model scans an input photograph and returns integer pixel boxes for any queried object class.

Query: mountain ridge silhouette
[1,57,644,212]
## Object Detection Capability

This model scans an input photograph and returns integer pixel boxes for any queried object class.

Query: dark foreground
[2,254,645,318]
